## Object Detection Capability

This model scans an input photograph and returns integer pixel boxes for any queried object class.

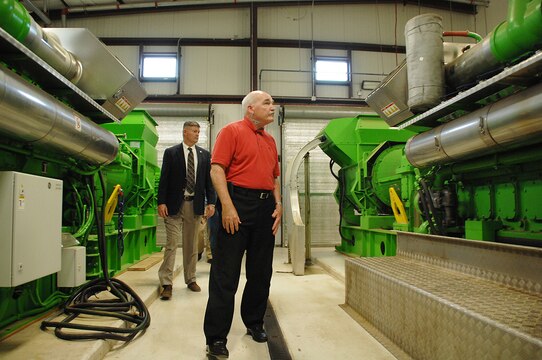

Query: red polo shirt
[212,117,279,190]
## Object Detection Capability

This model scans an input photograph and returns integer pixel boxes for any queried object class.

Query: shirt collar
[183,142,194,152]
[243,117,264,134]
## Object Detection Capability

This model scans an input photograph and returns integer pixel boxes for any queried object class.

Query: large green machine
[318,0,542,257]
[0,0,159,336]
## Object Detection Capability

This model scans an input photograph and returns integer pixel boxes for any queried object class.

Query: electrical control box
[0,171,63,287]
[58,246,86,288]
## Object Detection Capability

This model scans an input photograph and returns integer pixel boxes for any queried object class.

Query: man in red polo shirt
[204,90,282,359]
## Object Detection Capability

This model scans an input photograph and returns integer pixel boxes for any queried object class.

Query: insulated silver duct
[405,82,542,168]
[22,18,82,84]
[444,36,500,89]
[404,14,445,112]
[0,67,119,165]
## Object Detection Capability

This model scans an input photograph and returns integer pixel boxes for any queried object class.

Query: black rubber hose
[329,160,355,246]
[418,179,443,235]
[418,189,438,235]
[41,171,150,341]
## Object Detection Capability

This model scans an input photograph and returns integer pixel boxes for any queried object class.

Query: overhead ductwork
[0,66,119,166]
[405,81,542,168]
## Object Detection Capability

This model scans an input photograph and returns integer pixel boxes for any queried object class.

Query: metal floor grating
[345,233,542,360]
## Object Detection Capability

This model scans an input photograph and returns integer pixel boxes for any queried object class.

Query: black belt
[183,195,194,201]
[232,185,271,200]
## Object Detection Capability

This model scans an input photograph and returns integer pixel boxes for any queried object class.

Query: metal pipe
[0,0,83,84]
[442,30,482,42]
[405,81,542,168]
[303,153,312,265]
[284,105,364,119]
[258,69,386,91]
[137,103,209,117]
[445,0,542,88]
[0,67,119,166]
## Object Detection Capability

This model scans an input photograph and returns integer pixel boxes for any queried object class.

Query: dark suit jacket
[157,143,216,216]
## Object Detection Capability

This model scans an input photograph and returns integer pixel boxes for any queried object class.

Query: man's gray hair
[241,90,265,115]
[183,121,200,129]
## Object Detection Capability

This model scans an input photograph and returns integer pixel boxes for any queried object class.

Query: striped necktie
[186,147,195,194]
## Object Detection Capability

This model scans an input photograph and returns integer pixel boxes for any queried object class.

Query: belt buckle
[259,192,269,200]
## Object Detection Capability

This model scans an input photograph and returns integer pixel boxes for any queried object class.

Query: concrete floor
[0,247,397,360]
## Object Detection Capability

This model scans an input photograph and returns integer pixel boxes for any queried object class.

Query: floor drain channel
[264,300,292,360]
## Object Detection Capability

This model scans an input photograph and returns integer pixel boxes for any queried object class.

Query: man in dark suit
[157,121,216,299]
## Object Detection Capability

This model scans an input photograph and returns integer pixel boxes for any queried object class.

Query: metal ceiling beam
[101,37,406,54]
[41,0,480,21]
[143,94,369,107]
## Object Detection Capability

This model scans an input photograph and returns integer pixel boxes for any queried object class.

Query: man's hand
[204,204,216,219]
[221,203,241,234]
[271,202,282,235]
[158,204,168,218]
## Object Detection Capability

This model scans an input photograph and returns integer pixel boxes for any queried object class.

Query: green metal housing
[0,0,32,43]
[0,111,160,335]
[320,114,542,257]
[318,0,542,258]
[318,115,422,257]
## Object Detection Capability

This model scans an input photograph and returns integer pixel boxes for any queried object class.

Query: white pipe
[284,136,325,275]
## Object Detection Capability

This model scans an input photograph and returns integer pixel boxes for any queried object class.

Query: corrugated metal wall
[281,106,365,247]
[56,3,494,99]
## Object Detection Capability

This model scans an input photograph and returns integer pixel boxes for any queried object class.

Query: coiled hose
[41,171,150,341]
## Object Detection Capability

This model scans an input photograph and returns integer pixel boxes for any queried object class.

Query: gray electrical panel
[58,246,86,288]
[0,171,63,287]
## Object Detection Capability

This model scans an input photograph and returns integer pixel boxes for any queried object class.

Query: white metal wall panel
[57,4,498,42]
[59,8,249,38]
[183,47,250,95]
[259,4,481,44]
[258,48,312,97]
[50,3,504,103]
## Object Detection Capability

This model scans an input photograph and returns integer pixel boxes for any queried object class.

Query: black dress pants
[203,187,276,344]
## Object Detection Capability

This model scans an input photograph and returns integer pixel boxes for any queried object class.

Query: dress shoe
[206,339,229,359]
[160,285,172,300]
[207,258,213,264]
[187,282,201,292]
[246,325,268,343]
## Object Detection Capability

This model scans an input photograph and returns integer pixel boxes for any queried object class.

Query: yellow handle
[389,187,408,224]
[105,184,122,223]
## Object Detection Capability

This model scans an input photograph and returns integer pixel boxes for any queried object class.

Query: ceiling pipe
[21,0,51,25]
[59,0,484,15]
